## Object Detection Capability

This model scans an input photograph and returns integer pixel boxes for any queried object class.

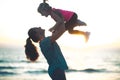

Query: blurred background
[0,0,120,80]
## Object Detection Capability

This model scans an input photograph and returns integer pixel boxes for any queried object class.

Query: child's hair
[37,2,52,13]
[24,28,39,62]
[43,0,48,3]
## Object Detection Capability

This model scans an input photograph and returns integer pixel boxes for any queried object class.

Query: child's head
[37,3,52,17]
[25,27,45,61]
[43,0,48,3]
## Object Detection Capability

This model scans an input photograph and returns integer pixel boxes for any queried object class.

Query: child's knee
[68,30,74,34]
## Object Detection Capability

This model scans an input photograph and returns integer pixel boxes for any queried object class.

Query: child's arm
[50,22,65,42]
[49,10,64,32]
[49,10,65,42]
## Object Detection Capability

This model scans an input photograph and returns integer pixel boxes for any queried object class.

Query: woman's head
[28,27,45,42]
[25,27,45,61]
[37,3,52,17]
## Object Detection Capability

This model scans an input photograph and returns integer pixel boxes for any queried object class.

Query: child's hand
[49,27,55,32]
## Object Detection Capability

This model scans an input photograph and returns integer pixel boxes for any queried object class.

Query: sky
[0,0,120,48]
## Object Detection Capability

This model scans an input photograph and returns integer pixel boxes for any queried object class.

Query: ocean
[0,45,120,80]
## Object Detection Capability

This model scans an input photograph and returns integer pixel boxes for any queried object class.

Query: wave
[0,66,18,70]
[25,69,48,74]
[12,68,108,75]
[0,68,120,77]
[0,60,9,63]
[0,59,42,63]
[80,68,106,73]
[20,60,42,63]
[23,68,120,74]
[66,68,120,73]
[0,60,21,63]
[0,71,17,76]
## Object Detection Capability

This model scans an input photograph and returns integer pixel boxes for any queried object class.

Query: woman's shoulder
[40,37,52,46]
[41,37,51,42]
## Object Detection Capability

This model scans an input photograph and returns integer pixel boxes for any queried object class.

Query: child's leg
[68,29,90,42]
[76,19,87,26]
[84,31,90,42]
[68,29,86,35]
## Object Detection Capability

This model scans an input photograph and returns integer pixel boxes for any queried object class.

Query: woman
[37,0,90,42]
[24,26,68,80]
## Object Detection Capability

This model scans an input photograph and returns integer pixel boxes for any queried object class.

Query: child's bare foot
[85,32,90,42]
[79,21,87,26]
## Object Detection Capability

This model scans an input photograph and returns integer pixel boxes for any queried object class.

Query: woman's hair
[37,2,52,13]
[24,28,39,62]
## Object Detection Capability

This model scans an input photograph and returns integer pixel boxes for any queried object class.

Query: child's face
[40,10,49,17]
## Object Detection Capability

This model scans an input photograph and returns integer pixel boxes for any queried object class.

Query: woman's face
[35,27,45,41]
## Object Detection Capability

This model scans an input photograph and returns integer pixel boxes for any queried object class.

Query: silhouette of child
[37,0,90,42]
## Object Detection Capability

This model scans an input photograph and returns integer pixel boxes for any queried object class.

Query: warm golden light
[0,0,120,48]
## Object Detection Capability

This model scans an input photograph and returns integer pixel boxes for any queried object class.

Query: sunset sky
[0,0,120,48]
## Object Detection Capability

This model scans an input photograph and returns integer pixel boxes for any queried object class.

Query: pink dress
[52,8,74,22]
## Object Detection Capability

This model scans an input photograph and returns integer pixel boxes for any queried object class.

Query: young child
[37,0,90,42]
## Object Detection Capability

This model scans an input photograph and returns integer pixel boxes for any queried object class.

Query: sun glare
[57,32,87,48]
[0,0,120,48]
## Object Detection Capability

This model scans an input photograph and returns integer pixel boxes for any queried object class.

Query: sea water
[0,45,120,80]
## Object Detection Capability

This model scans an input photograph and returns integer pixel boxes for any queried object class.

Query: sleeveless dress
[40,37,68,76]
